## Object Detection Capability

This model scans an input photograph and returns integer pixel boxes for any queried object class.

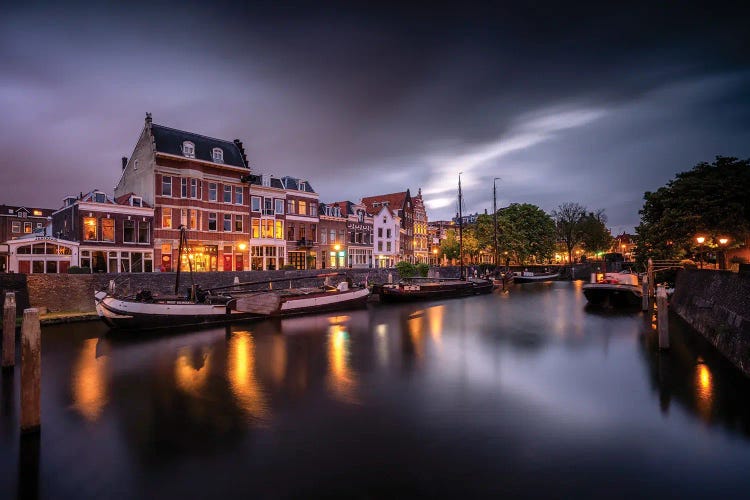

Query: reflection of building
[115,113,251,272]
[362,190,414,262]
[282,177,319,270]
[0,204,55,272]
[51,189,154,272]
[245,174,287,270]
[318,202,348,269]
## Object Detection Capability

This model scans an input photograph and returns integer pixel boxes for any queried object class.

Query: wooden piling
[656,285,669,350]
[641,275,649,311]
[21,308,41,433]
[2,292,16,368]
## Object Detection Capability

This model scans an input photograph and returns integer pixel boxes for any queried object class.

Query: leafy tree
[580,210,613,256]
[496,203,556,265]
[461,228,480,262]
[552,202,586,264]
[416,263,429,277]
[635,156,750,263]
[396,261,416,278]
[439,229,461,261]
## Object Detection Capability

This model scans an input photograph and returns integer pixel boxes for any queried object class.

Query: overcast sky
[1,1,748,234]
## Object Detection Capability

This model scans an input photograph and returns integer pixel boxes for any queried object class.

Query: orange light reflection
[71,338,108,422]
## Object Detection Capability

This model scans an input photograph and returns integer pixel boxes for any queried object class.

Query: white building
[372,205,401,268]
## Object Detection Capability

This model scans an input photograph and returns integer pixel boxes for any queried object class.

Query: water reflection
[227,331,269,423]
[174,346,212,396]
[695,361,714,422]
[71,338,109,421]
[327,324,358,404]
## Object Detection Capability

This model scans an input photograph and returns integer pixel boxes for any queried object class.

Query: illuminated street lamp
[718,237,729,270]
[432,247,438,266]
[334,244,340,268]
[696,236,705,269]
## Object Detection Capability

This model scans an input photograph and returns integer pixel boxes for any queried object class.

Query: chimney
[145,112,152,124]
[122,157,128,170]
[234,139,248,168]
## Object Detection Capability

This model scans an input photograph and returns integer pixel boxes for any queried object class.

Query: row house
[412,189,429,264]
[245,174,286,270]
[361,190,415,263]
[371,205,402,268]
[51,190,155,272]
[283,177,319,270]
[115,113,250,272]
[318,202,348,269]
[338,201,373,269]
[0,205,55,272]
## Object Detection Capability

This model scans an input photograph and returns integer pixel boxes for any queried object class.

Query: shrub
[396,261,416,278]
[67,266,91,274]
[416,263,429,277]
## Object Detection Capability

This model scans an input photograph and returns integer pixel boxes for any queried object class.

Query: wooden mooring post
[2,292,16,368]
[21,308,41,433]
[641,275,650,311]
[656,285,669,350]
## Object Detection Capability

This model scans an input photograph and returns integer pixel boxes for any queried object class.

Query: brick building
[283,177,319,270]
[245,174,287,270]
[336,200,373,269]
[115,113,250,272]
[318,202,348,269]
[51,189,154,273]
[412,189,429,264]
[0,204,55,272]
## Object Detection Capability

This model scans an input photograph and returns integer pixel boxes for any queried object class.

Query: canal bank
[672,268,750,377]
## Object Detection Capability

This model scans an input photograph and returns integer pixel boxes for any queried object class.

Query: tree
[552,202,586,264]
[580,210,613,256]
[635,156,750,264]
[439,229,461,261]
[496,203,556,265]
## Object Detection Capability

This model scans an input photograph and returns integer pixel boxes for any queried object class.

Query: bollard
[590,273,596,284]
[641,276,649,311]
[388,272,393,284]
[3,292,16,368]
[21,308,41,433]
[656,285,669,350]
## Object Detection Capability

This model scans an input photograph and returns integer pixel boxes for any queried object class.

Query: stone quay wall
[22,266,468,314]
[671,269,750,376]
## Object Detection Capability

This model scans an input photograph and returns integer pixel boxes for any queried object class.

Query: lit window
[33,210,42,216]
[23,222,32,233]
[83,217,97,240]
[102,218,115,242]
[275,220,283,239]
[299,200,307,216]
[182,141,195,158]
[212,148,223,163]
[162,207,172,229]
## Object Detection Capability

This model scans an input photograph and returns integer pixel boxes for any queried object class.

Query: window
[288,223,295,241]
[182,141,195,158]
[181,209,188,227]
[299,200,307,216]
[11,221,20,233]
[208,183,217,202]
[321,231,327,244]
[311,224,316,241]
[24,222,32,233]
[208,212,217,231]
[299,225,306,241]
[287,200,294,214]
[251,219,260,238]
[275,220,283,239]
[264,197,273,215]
[189,209,198,230]
[190,179,198,199]
[234,215,242,232]
[181,178,188,198]
[378,227,383,237]
[235,187,243,205]
[83,217,97,240]
[251,196,261,212]
[223,185,232,203]
[102,218,115,242]
[378,241,383,251]
[124,220,135,243]
[94,192,106,203]
[223,214,232,232]
[162,176,172,197]
[36,223,42,229]
[275,199,284,214]
[313,204,319,216]
[138,222,149,243]
[386,228,392,238]
[131,196,142,207]
[263,220,274,238]
[387,241,391,252]
[330,229,335,243]
[162,207,172,229]
[212,147,223,163]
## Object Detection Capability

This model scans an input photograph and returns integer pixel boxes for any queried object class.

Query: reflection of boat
[493,270,515,289]
[376,277,493,303]
[94,226,369,331]
[582,271,642,307]
[513,270,560,283]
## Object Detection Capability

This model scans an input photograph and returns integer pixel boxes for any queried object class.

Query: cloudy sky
[1,2,748,234]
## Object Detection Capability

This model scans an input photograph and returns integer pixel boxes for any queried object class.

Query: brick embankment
[671,269,750,376]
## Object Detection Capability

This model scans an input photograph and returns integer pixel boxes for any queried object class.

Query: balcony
[297,239,315,248]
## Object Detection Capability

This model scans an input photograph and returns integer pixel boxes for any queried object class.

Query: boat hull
[378,279,492,303]
[513,273,560,283]
[582,284,642,308]
[95,287,370,331]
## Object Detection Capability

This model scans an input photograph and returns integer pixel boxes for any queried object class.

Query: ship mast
[459,172,464,280]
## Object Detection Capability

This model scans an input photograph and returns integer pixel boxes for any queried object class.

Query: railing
[296,239,315,248]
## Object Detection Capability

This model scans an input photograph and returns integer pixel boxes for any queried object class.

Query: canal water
[2,281,750,498]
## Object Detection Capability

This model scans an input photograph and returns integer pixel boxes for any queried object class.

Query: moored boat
[513,269,560,283]
[582,271,642,308]
[376,277,493,303]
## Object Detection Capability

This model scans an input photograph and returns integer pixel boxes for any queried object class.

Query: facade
[51,189,154,273]
[246,174,287,270]
[361,190,414,262]
[318,202,348,269]
[5,223,79,274]
[412,189,429,264]
[282,177,319,270]
[371,205,401,268]
[0,205,55,272]
[337,201,373,269]
[115,113,250,272]
[428,220,456,265]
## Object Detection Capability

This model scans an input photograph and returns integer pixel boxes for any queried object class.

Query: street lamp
[432,247,438,266]
[334,244,340,269]
[696,236,705,269]
[718,237,729,270]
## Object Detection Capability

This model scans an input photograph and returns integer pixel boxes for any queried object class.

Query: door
[18,260,30,274]
[59,261,70,274]
[223,254,233,271]
[235,254,243,272]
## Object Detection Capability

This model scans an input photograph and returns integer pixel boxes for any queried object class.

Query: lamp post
[493,177,501,268]
[718,237,729,270]
[432,247,438,266]
[334,244,340,269]
[696,236,705,269]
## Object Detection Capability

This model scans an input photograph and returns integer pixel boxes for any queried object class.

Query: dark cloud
[1,1,749,233]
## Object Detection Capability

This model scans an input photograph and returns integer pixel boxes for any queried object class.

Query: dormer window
[182,141,195,158]
[94,192,106,203]
[299,181,306,192]
[212,148,224,163]
[131,196,142,207]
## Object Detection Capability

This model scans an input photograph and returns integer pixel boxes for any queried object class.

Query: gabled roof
[151,123,248,168]
[281,176,316,194]
[332,201,356,216]
[114,193,153,208]
[244,174,285,189]
[0,205,55,217]
[361,190,410,216]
